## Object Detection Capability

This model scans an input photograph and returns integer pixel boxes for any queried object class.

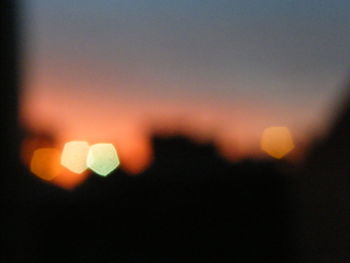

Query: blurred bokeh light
[21,132,56,166]
[28,142,91,189]
[60,141,89,174]
[260,127,295,159]
[87,143,120,176]
[30,148,62,180]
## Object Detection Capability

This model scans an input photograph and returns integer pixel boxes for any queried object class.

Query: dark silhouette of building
[297,86,350,263]
[18,135,292,263]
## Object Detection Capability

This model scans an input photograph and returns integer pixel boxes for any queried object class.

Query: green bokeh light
[87,143,120,176]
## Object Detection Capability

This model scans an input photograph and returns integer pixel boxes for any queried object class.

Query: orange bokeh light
[30,148,62,181]
[21,133,56,166]
[260,126,295,159]
[29,143,91,189]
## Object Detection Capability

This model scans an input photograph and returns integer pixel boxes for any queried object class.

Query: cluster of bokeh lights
[28,126,295,189]
[30,141,120,188]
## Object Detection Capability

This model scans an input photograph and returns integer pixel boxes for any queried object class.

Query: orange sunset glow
[19,67,324,189]
[21,86,309,187]
[20,0,346,189]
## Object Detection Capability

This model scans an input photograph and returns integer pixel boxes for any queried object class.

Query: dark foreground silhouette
[8,136,294,263]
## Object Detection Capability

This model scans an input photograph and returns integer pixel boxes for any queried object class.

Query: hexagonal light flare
[261,126,295,159]
[61,141,90,174]
[87,143,120,176]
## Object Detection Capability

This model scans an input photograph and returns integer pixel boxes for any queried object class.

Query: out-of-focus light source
[30,148,62,180]
[261,126,295,159]
[87,143,120,176]
[61,141,90,174]
[21,136,55,166]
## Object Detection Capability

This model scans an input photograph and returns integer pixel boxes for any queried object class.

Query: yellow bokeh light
[60,141,90,174]
[30,148,62,181]
[260,126,295,159]
[87,143,120,176]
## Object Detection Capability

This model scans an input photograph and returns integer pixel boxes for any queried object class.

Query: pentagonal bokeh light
[30,148,62,181]
[87,143,120,176]
[61,141,90,174]
[260,126,295,159]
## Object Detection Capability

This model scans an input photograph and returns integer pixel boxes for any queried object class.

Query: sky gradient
[21,0,350,172]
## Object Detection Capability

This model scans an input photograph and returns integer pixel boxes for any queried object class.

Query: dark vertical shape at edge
[1,0,19,173]
[1,0,21,262]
